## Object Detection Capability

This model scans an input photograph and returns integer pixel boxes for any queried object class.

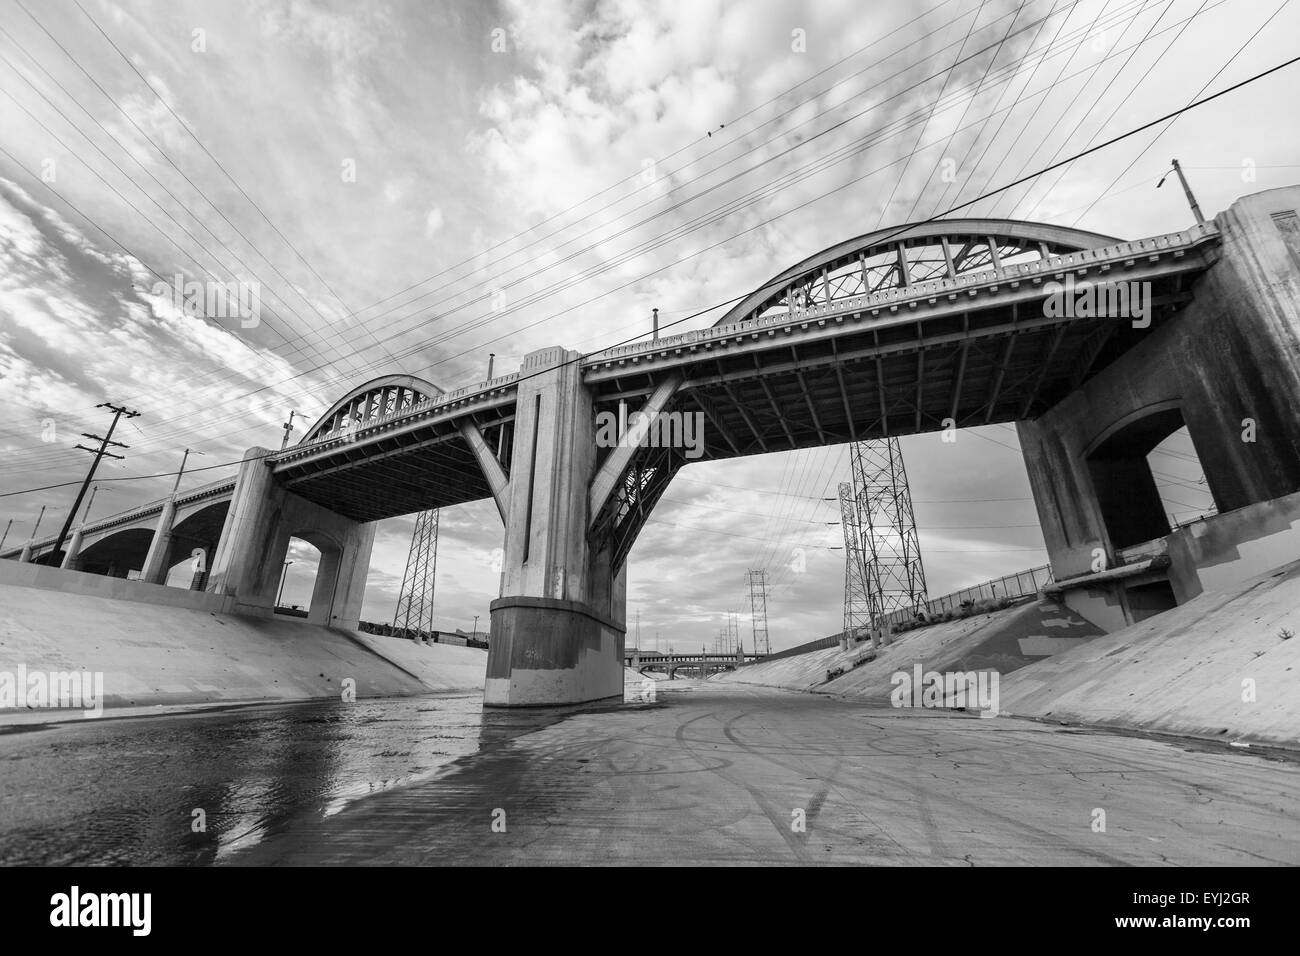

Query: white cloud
[424,205,445,237]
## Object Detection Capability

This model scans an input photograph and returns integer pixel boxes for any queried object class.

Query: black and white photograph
[0,0,1297,923]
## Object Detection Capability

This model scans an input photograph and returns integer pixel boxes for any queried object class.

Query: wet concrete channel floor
[1,679,1296,865]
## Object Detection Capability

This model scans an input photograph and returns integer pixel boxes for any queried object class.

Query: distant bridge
[626,650,764,679]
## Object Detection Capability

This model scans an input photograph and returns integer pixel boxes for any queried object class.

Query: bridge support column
[1018,186,1300,629]
[486,348,627,707]
[208,447,375,629]
[139,499,176,585]
[59,529,83,570]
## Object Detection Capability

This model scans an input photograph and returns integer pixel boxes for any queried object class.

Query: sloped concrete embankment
[720,561,1300,748]
[999,560,1300,747]
[719,598,1102,701]
[0,580,486,722]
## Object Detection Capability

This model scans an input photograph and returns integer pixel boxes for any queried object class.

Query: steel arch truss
[589,439,685,572]
[715,219,1120,327]
[299,374,445,446]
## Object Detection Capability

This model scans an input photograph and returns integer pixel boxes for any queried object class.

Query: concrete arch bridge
[9,188,1300,707]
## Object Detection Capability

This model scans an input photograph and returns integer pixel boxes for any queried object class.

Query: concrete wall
[1000,558,1300,748]
[0,576,486,723]
[1161,489,1300,599]
[1018,186,1300,629]
[0,558,237,612]
[720,599,1104,697]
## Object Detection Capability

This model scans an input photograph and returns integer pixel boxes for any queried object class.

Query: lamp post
[277,560,293,608]
[280,410,299,450]
[172,448,205,495]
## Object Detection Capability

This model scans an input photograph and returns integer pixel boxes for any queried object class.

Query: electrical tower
[393,509,439,639]
[728,611,741,655]
[838,481,876,642]
[845,439,928,627]
[747,570,770,655]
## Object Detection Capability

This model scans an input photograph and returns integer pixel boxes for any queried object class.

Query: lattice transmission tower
[393,509,440,638]
[838,481,877,641]
[747,570,770,655]
[844,439,928,627]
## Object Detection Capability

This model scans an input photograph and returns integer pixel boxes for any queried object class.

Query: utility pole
[1160,159,1205,225]
[24,505,46,560]
[171,448,203,494]
[748,569,770,656]
[277,560,293,608]
[82,484,98,523]
[280,411,299,450]
[51,403,138,563]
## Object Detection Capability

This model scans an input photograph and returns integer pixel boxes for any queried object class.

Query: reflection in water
[0,676,671,866]
[0,695,486,865]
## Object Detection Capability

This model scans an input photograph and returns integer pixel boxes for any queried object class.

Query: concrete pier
[207,447,375,628]
[1018,186,1300,629]
[486,348,627,706]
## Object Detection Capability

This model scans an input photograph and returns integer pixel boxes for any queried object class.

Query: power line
[1069,0,1290,225]
[0,0,1176,470]
[3,48,1295,501]
[66,0,408,375]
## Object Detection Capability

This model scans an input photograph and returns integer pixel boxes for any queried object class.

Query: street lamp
[277,560,293,608]
[172,448,205,494]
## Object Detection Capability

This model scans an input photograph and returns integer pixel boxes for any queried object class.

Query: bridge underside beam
[588,273,1198,462]
[275,423,502,522]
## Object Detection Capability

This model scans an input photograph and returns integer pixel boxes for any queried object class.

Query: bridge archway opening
[1147,426,1217,531]
[275,534,338,623]
[74,528,154,578]
[1085,405,1214,550]
[163,501,230,589]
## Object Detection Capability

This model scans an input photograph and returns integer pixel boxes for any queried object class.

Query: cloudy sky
[1,0,1296,651]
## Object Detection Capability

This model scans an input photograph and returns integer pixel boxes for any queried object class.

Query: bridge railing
[876,564,1055,632]
[585,222,1220,364]
[282,372,523,457]
[2,476,238,558]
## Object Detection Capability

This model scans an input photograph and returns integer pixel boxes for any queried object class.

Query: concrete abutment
[1019,186,1300,631]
